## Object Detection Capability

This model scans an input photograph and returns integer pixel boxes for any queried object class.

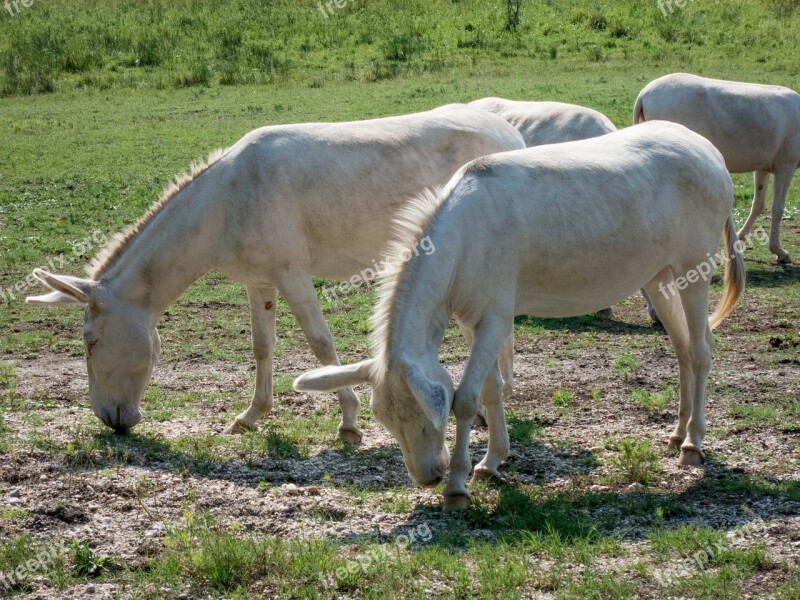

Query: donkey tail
[709,214,746,330]
[633,94,646,124]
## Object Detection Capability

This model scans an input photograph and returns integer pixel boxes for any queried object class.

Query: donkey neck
[99,174,225,321]
[385,232,457,366]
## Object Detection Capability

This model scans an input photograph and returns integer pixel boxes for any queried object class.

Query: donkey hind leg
[278,274,363,444]
[768,166,795,264]
[642,268,694,455]
[737,170,770,241]
[674,272,713,467]
[225,285,279,434]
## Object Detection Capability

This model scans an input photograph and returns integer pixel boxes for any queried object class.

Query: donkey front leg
[278,274,363,444]
[471,361,510,482]
[444,313,511,511]
[225,285,278,434]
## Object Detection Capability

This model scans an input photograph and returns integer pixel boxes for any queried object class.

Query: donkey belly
[514,251,670,318]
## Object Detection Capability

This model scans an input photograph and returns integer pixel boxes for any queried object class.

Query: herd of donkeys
[26,72,800,510]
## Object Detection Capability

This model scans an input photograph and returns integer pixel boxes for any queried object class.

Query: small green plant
[607,437,662,485]
[0,362,18,406]
[590,387,602,404]
[71,541,114,578]
[256,481,271,493]
[631,386,675,414]
[611,353,640,382]
[552,389,574,408]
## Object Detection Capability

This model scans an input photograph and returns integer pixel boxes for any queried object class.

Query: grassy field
[1,0,800,598]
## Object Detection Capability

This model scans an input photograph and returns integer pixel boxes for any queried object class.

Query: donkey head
[294,357,453,486]
[26,269,160,432]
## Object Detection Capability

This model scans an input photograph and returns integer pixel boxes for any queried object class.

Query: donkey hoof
[776,252,792,264]
[443,493,472,512]
[667,435,684,453]
[678,447,705,467]
[224,419,255,435]
[338,427,363,445]
[472,466,502,483]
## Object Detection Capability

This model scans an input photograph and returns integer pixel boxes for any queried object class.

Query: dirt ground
[1,290,798,599]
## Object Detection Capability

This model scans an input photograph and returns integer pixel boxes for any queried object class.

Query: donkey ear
[26,269,95,306]
[294,359,375,393]
[404,363,449,431]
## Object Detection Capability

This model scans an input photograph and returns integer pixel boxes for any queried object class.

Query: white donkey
[25,105,525,439]
[470,97,616,146]
[634,73,800,264]
[294,121,745,510]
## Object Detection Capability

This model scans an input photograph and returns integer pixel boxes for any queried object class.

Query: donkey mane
[89,148,229,279]
[369,183,453,382]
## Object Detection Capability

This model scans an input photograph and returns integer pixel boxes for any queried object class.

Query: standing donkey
[26,105,525,440]
[294,122,745,510]
[634,73,800,264]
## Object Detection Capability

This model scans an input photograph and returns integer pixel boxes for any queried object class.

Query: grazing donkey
[470,97,616,146]
[294,121,746,510]
[634,73,800,264]
[26,105,525,439]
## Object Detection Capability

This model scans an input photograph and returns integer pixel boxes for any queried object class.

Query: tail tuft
[709,215,746,329]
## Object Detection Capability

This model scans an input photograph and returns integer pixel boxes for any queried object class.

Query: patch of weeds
[611,353,639,382]
[0,413,9,453]
[272,373,295,395]
[151,511,340,595]
[71,540,114,578]
[552,389,574,409]
[64,434,130,469]
[264,428,308,460]
[632,386,675,415]
[590,387,602,404]
[648,526,771,600]
[606,437,662,485]
[0,508,28,521]
[0,535,69,592]
[729,403,778,428]
[544,357,561,370]
[0,361,18,407]
[507,412,544,445]
[256,481,271,493]
[557,568,637,599]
